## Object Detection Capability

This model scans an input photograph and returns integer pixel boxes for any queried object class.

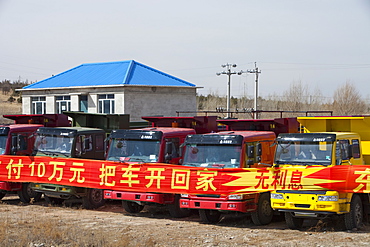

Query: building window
[31,96,46,114]
[79,95,88,113]
[98,94,115,114]
[55,96,71,114]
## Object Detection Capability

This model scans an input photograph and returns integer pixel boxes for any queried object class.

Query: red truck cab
[104,127,196,217]
[104,116,218,217]
[179,117,299,225]
[179,131,276,225]
[0,114,70,202]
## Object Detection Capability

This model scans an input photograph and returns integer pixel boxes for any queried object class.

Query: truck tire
[122,201,144,213]
[251,193,274,225]
[344,194,363,230]
[0,192,6,200]
[17,183,42,203]
[167,195,191,218]
[199,209,221,223]
[285,212,304,229]
[82,188,106,209]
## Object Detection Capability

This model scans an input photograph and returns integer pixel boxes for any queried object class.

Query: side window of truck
[79,135,93,152]
[11,133,28,151]
[352,139,360,159]
[245,142,258,167]
[95,134,105,151]
[18,134,28,151]
[336,139,350,165]
[167,138,180,158]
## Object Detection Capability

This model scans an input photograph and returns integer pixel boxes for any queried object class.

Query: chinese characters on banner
[1,155,370,194]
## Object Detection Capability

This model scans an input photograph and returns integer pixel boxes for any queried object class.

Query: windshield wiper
[35,149,70,157]
[127,157,146,162]
[182,163,199,167]
[36,150,56,156]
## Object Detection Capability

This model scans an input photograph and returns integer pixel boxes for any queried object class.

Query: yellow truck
[270,116,370,230]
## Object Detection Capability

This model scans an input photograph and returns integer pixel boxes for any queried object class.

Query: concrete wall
[70,94,80,111]
[20,85,197,121]
[22,96,31,114]
[122,86,197,121]
[46,96,55,114]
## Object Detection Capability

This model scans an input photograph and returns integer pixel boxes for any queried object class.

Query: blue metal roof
[23,60,195,89]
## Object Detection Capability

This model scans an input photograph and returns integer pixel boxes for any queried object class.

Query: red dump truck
[179,118,299,225]
[0,114,70,202]
[104,116,219,217]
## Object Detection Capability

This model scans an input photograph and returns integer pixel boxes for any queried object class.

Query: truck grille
[294,204,310,208]
[195,194,220,198]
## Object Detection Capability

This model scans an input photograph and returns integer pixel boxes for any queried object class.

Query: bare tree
[332,81,367,115]
[280,80,310,112]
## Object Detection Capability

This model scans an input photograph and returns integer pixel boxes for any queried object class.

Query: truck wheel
[251,193,274,225]
[17,183,42,203]
[0,192,6,200]
[285,212,304,229]
[344,194,363,230]
[82,188,106,209]
[199,209,221,223]
[122,201,144,213]
[168,194,191,218]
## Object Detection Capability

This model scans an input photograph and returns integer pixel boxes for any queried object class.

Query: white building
[19,60,199,121]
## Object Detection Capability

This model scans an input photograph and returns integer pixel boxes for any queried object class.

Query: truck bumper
[104,190,175,204]
[271,191,349,215]
[31,183,86,198]
[0,181,22,191]
[179,198,255,212]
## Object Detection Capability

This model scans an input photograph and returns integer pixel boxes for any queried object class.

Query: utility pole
[247,62,261,119]
[216,63,244,118]
[239,62,261,119]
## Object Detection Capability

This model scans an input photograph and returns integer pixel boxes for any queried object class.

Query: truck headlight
[271,193,284,199]
[181,194,189,198]
[228,194,243,200]
[317,195,338,201]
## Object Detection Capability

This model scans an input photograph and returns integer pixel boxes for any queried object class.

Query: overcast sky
[1,0,370,99]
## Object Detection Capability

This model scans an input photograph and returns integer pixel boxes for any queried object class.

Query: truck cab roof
[36,126,105,137]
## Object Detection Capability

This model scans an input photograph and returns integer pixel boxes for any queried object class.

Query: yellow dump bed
[298,116,370,163]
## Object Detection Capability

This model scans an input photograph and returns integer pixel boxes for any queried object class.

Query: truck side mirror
[83,138,90,153]
[11,135,18,154]
[247,145,254,158]
[347,145,353,159]
[165,141,173,163]
[256,143,262,156]
[165,141,173,154]
[247,159,254,166]
[256,156,261,162]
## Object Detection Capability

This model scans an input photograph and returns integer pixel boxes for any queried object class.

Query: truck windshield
[275,140,333,166]
[34,134,73,157]
[106,139,160,162]
[182,144,241,168]
[0,135,6,154]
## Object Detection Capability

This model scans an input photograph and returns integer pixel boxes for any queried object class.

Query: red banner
[1,155,370,194]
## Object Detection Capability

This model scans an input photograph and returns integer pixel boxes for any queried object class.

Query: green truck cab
[30,126,106,209]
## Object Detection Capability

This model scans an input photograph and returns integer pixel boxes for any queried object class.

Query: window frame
[98,94,115,114]
[31,96,46,114]
[55,95,71,114]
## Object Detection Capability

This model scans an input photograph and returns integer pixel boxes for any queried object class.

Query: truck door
[335,139,361,165]
[164,138,180,164]
[10,132,33,155]
[244,141,273,168]
[76,134,105,160]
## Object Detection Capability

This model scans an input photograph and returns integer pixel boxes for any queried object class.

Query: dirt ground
[1,195,370,247]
